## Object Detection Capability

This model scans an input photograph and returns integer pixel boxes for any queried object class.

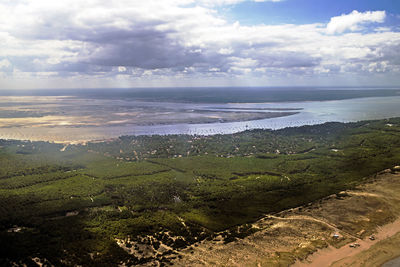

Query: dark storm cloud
[4,3,209,72]
[86,30,204,69]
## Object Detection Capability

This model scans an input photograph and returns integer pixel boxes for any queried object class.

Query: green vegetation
[1,118,400,266]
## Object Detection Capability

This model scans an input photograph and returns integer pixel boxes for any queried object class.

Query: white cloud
[196,0,284,6]
[374,27,391,32]
[0,1,398,88]
[326,10,386,34]
[0,59,11,69]
[218,47,234,55]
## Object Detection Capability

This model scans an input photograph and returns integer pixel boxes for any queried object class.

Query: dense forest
[1,117,400,266]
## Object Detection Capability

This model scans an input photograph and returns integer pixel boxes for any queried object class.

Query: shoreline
[383,255,400,267]
[170,170,400,266]
[0,111,299,144]
[293,217,400,267]
[292,169,400,267]
[1,95,400,144]
[0,116,398,146]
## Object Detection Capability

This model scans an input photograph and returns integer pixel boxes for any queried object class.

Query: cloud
[0,1,399,88]
[326,10,386,34]
[198,0,284,5]
[0,59,11,69]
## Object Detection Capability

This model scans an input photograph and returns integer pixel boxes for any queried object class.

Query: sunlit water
[116,96,400,134]
[0,95,400,142]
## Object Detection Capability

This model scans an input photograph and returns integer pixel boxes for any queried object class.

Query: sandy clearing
[170,171,400,267]
[293,218,400,267]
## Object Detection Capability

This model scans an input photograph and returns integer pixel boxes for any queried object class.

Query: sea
[0,87,399,142]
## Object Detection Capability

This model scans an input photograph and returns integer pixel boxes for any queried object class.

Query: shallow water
[0,95,400,142]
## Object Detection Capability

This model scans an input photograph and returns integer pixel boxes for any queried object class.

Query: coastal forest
[1,117,400,266]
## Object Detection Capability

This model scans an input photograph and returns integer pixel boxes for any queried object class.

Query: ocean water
[0,88,399,142]
[383,256,400,267]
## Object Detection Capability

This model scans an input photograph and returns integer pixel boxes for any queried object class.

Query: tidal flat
[1,117,400,266]
[1,88,400,142]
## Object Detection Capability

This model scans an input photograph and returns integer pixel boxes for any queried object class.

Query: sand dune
[170,171,400,266]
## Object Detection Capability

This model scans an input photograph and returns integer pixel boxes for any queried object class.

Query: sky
[0,0,400,89]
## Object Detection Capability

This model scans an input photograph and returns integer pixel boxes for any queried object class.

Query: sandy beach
[294,218,400,267]
[170,170,400,266]
[293,170,400,267]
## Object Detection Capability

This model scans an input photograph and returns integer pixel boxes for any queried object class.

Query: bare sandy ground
[169,170,400,267]
[294,218,400,267]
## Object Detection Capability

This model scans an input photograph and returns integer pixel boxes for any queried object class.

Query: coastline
[294,217,400,267]
[171,169,400,266]
[0,111,299,143]
[2,117,400,266]
[292,169,400,267]
[2,94,400,144]
[383,255,400,267]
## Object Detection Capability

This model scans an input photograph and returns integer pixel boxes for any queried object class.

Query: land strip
[171,170,400,266]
